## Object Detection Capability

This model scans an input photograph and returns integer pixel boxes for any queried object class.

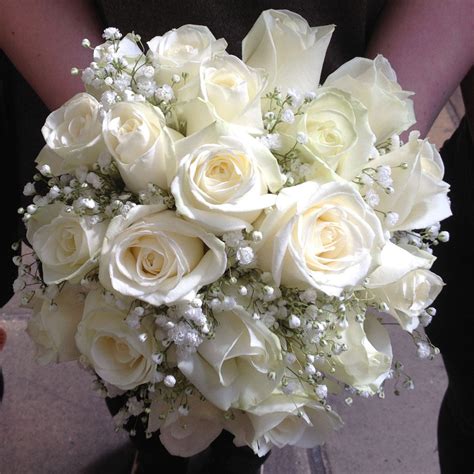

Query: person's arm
[367,0,474,138]
[0,0,103,110]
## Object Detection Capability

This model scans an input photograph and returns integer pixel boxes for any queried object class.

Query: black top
[95,0,386,80]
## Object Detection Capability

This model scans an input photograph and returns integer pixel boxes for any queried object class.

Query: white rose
[26,284,85,365]
[243,393,342,456]
[363,135,451,231]
[27,203,108,284]
[325,310,392,394]
[199,54,266,132]
[39,93,104,173]
[178,305,284,411]
[324,55,415,143]
[148,394,224,457]
[102,101,181,192]
[371,268,443,332]
[99,204,227,305]
[171,123,285,233]
[148,25,227,100]
[243,9,334,94]
[257,181,386,296]
[287,88,375,180]
[75,290,157,390]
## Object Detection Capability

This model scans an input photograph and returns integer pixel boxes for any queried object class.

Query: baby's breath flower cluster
[16,11,452,458]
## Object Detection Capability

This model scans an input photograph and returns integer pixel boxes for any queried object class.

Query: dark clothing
[95,0,385,80]
[426,118,474,474]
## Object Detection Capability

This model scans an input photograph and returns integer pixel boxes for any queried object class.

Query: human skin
[0,0,103,110]
[0,0,472,134]
[366,0,473,138]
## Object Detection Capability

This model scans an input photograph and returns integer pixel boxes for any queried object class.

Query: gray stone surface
[322,325,447,474]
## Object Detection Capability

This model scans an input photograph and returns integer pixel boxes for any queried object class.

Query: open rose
[75,290,157,390]
[102,101,181,192]
[257,181,386,296]
[243,392,342,456]
[362,134,451,231]
[26,284,85,365]
[99,204,227,305]
[178,305,284,410]
[324,55,415,142]
[372,268,443,332]
[39,93,104,173]
[285,88,375,180]
[148,25,227,101]
[27,203,108,284]
[322,309,393,394]
[148,394,224,457]
[171,123,285,233]
[243,9,334,94]
[199,54,266,132]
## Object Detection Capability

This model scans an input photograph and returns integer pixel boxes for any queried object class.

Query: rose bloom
[241,392,343,456]
[75,290,157,390]
[257,181,386,296]
[178,305,284,411]
[199,54,266,132]
[171,123,285,233]
[27,203,108,284]
[102,101,181,192]
[373,268,443,332]
[324,55,415,143]
[363,134,451,231]
[27,284,85,365]
[243,9,334,94]
[39,93,104,173]
[99,204,227,306]
[320,309,392,394]
[283,87,375,180]
[148,25,227,101]
[148,394,224,457]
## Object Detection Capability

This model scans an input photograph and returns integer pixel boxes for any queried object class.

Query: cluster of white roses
[16,10,451,457]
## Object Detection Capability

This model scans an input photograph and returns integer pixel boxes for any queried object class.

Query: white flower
[242,393,342,456]
[326,310,393,394]
[171,124,284,233]
[26,203,108,284]
[324,55,415,142]
[23,182,36,196]
[178,305,284,410]
[370,266,444,332]
[236,246,255,265]
[75,290,157,390]
[148,394,224,457]
[99,205,227,306]
[285,88,376,180]
[148,25,227,100]
[364,135,451,231]
[416,341,431,359]
[102,101,182,192]
[257,181,386,296]
[39,93,104,173]
[26,284,84,365]
[103,27,122,40]
[242,9,334,94]
[281,109,295,124]
[199,54,266,132]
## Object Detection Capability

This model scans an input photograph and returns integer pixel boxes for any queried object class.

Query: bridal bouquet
[16,10,451,457]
